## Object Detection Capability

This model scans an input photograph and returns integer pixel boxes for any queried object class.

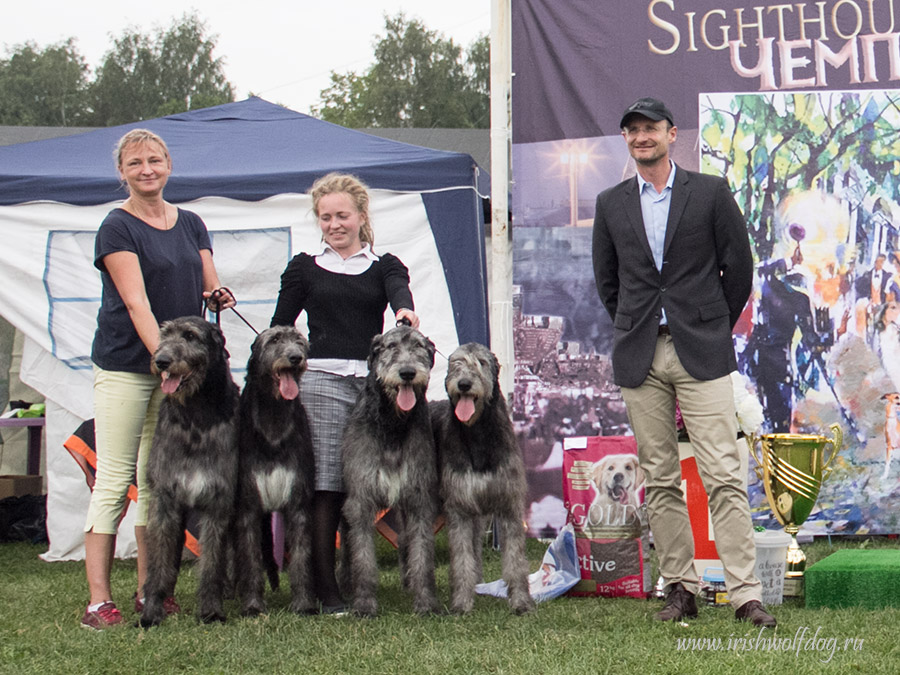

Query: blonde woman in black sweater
[271,173,418,614]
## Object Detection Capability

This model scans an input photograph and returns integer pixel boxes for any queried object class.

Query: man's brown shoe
[654,582,698,621]
[735,600,776,627]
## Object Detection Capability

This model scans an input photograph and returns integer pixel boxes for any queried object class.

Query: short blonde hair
[309,173,374,246]
[114,129,170,169]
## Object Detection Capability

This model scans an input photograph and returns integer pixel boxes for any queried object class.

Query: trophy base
[782,576,804,597]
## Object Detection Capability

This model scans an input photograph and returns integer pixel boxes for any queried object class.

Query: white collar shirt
[313,242,379,274]
[637,161,676,325]
[308,243,380,377]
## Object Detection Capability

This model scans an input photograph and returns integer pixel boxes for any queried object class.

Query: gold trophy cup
[747,424,842,596]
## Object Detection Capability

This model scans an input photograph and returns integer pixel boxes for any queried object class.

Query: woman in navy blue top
[81,129,234,630]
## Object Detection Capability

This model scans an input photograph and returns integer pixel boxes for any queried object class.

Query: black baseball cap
[620,97,674,128]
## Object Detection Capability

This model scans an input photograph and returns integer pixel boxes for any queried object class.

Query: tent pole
[489,0,514,401]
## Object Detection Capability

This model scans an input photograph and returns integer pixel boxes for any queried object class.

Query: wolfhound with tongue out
[430,342,534,615]
[235,325,316,616]
[142,316,240,626]
[340,324,439,617]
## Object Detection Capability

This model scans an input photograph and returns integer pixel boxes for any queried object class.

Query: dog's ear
[296,330,310,352]
[209,322,228,359]
[251,330,265,351]
[489,350,502,398]
[425,337,436,367]
[246,331,264,377]
[368,333,384,370]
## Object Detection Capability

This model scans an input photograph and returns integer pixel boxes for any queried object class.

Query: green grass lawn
[1,533,898,674]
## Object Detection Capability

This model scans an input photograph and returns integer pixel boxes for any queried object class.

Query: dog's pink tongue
[279,374,300,401]
[611,485,628,504]
[397,384,417,411]
[160,372,181,395]
[455,395,476,423]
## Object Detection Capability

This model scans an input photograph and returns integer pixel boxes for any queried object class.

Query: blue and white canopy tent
[0,97,489,560]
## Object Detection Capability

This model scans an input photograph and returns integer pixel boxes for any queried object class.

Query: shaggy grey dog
[341,325,439,617]
[141,316,240,627]
[430,343,534,615]
[236,326,316,616]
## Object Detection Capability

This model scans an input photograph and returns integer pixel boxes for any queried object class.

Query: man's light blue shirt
[637,161,675,323]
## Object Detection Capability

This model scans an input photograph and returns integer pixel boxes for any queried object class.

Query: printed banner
[512,0,900,537]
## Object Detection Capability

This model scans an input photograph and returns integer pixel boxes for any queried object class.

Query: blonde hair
[114,129,170,170]
[309,173,374,247]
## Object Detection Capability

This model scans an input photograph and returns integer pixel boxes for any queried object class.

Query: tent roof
[0,126,94,146]
[0,125,492,174]
[0,97,486,206]
[360,128,489,174]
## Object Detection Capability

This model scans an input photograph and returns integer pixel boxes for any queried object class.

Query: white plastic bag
[475,523,580,602]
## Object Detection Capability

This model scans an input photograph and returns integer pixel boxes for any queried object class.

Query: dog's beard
[454,395,477,423]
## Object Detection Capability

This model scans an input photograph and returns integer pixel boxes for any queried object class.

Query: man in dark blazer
[592,97,775,627]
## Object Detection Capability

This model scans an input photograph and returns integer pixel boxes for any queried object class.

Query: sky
[3,1,491,115]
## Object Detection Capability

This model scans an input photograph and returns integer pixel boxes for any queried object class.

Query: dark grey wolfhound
[141,316,239,627]
[430,343,534,615]
[236,326,316,616]
[341,325,439,617]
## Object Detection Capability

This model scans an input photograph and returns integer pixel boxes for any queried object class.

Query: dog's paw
[197,610,227,624]
[240,602,266,618]
[288,599,318,616]
[139,614,164,628]
[511,597,536,615]
[352,600,378,618]
[413,600,443,616]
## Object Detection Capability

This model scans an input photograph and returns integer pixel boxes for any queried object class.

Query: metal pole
[490,0,514,399]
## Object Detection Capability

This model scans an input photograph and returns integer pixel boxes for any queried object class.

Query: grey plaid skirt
[300,369,365,492]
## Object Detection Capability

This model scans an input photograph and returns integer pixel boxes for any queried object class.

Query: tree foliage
[313,14,489,128]
[0,39,90,126]
[0,12,234,127]
[90,12,234,125]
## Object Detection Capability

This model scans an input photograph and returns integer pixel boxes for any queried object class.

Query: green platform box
[805,549,900,609]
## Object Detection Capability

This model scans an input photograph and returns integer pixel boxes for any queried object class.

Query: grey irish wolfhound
[430,343,534,615]
[141,316,240,627]
[341,325,439,617]
[236,325,316,616]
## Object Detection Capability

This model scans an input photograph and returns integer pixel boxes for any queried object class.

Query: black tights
[311,490,344,607]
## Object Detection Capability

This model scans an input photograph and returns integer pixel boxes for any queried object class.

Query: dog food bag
[562,436,651,599]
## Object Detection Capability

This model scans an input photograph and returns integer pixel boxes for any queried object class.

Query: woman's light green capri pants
[84,367,164,533]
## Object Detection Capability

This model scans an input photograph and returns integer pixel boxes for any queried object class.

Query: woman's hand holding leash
[394,310,445,360]
[205,287,236,312]
[203,287,259,335]
[395,309,419,329]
